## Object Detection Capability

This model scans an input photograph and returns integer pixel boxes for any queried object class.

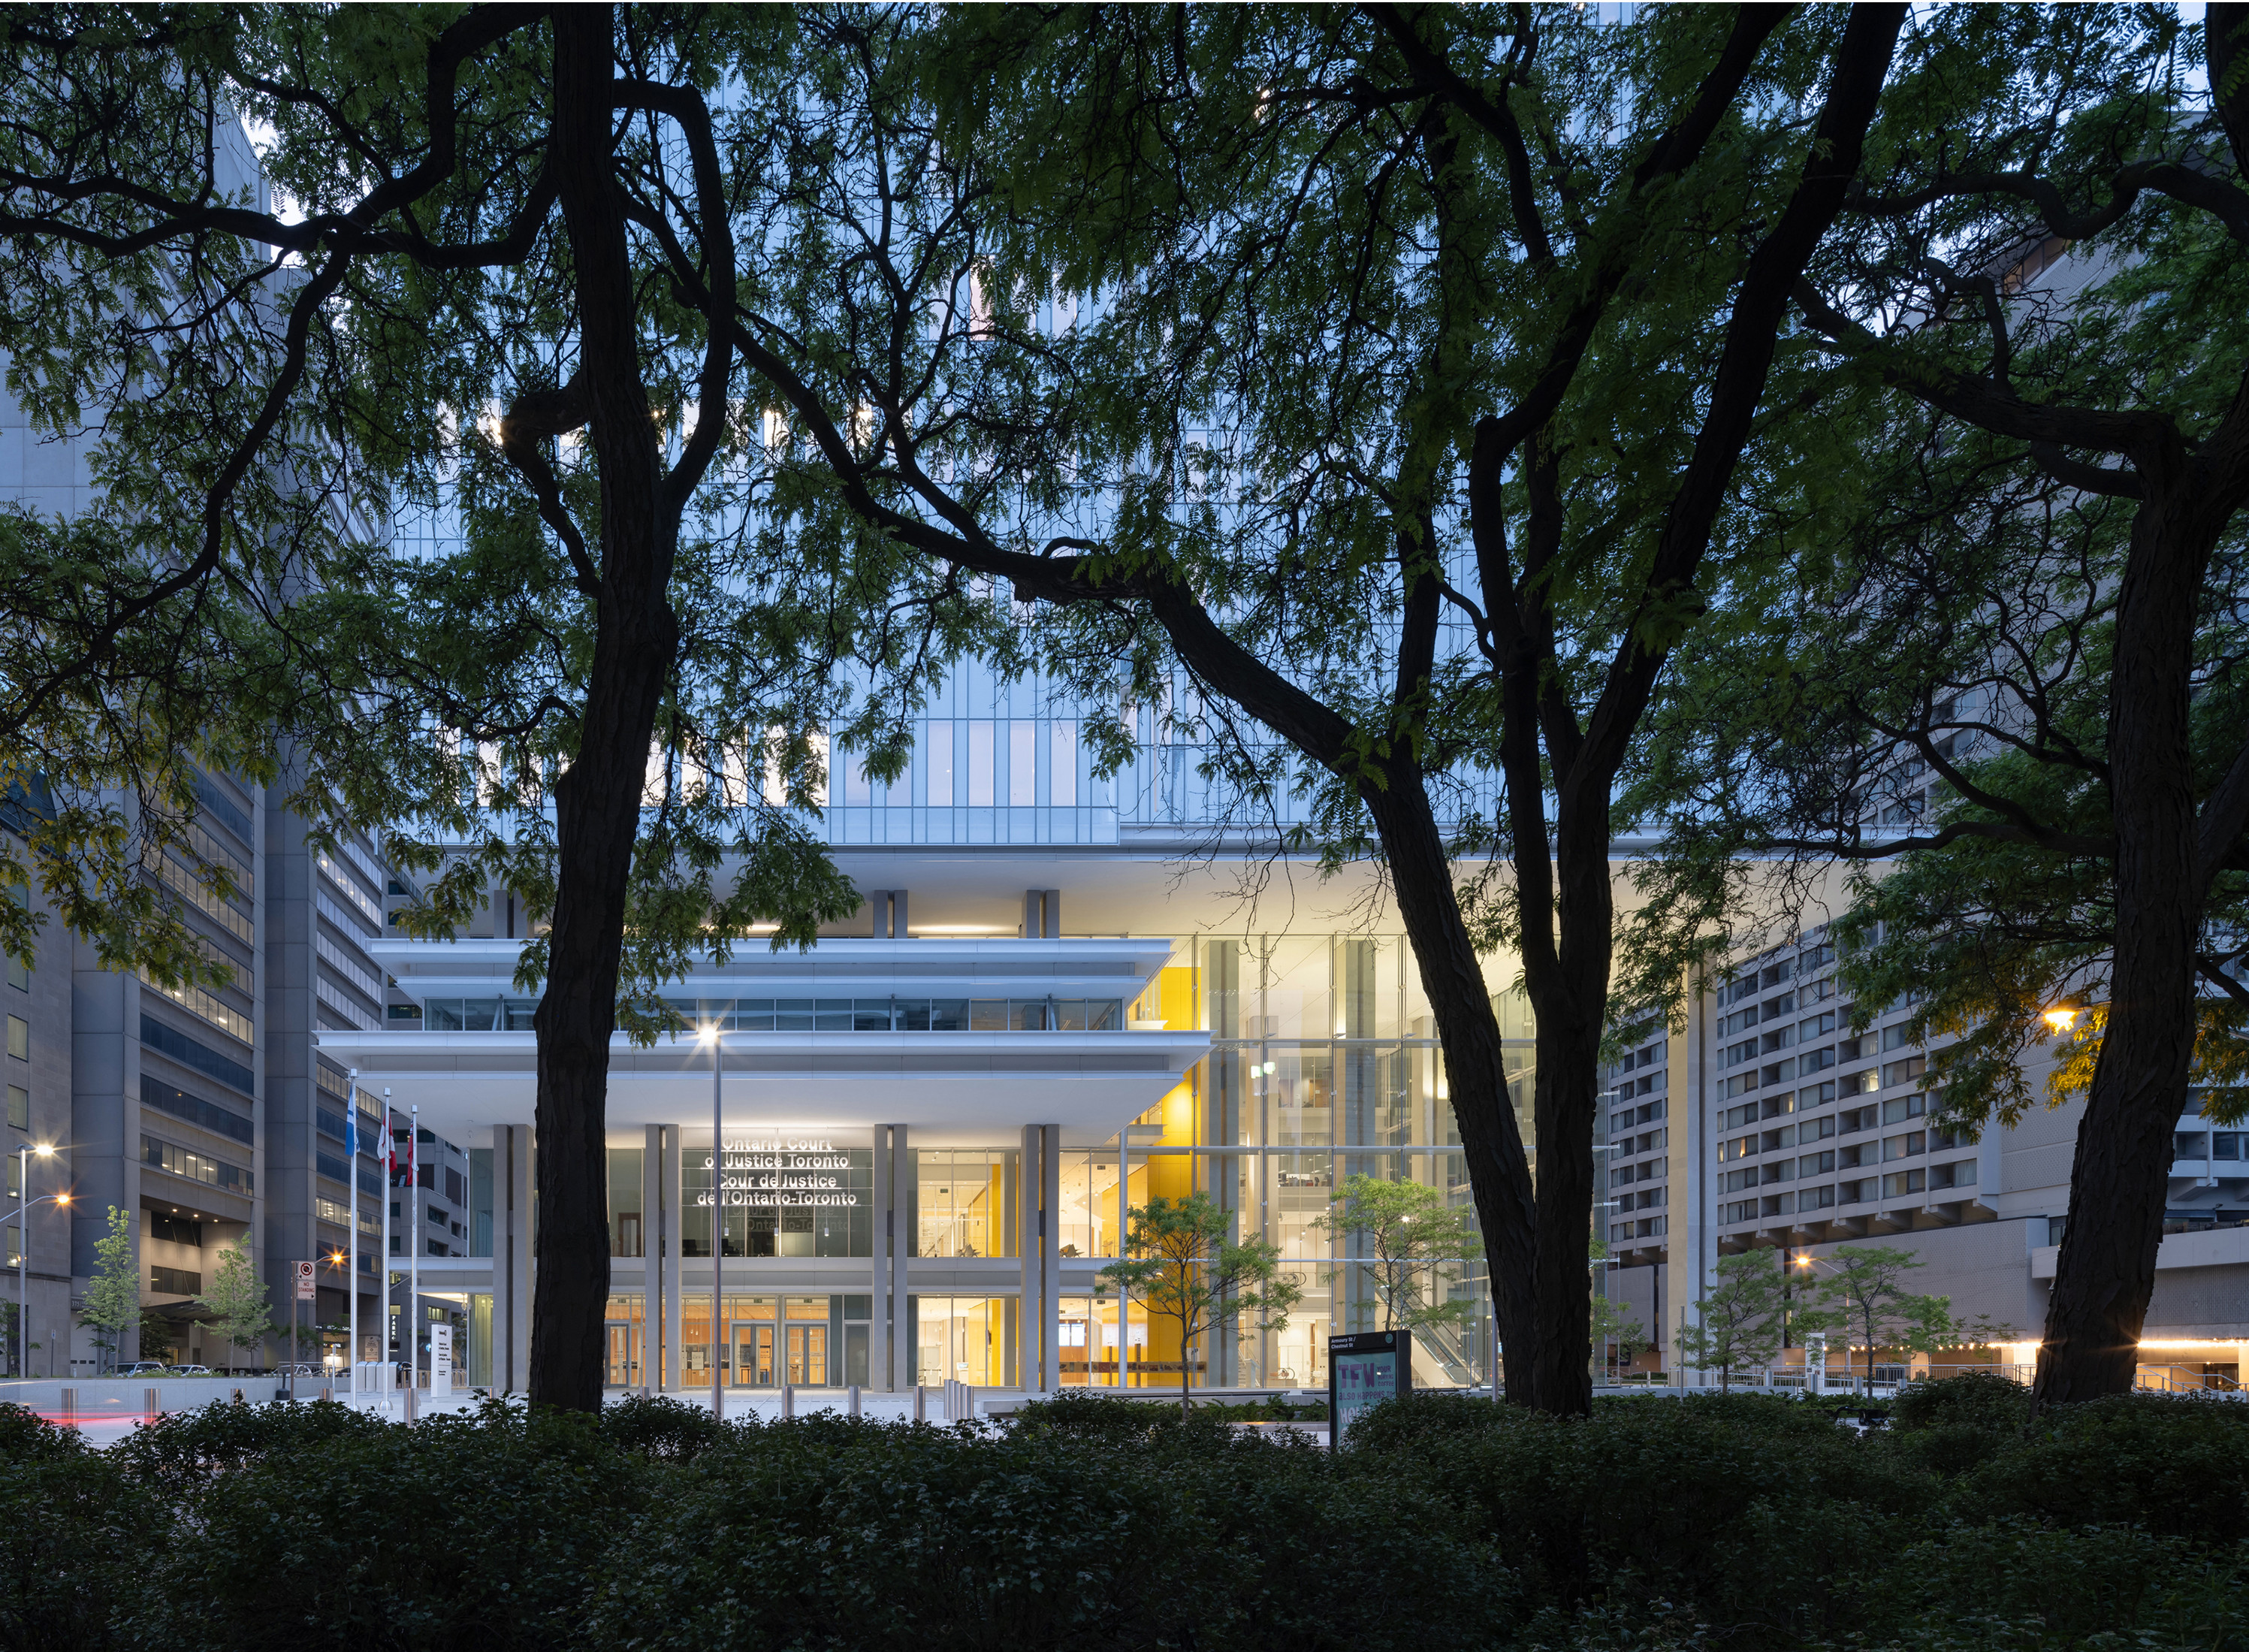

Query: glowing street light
[11,1144,65,1378]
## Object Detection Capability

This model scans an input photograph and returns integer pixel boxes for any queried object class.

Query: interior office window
[926,721,954,806]
[5,1085,22,1131]
[968,720,995,806]
[1051,720,1077,807]
[5,1016,23,1061]
[1009,721,1036,805]
[5,955,26,991]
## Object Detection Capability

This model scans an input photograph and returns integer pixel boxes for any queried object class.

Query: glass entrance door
[786,1324,827,1385]
[733,1324,774,1387]
[605,1322,638,1388]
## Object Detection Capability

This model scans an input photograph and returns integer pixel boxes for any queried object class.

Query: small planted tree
[136,1310,179,1367]
[195,1241,275,1373]
[1675,1249,1788,1391]
[1314,1174,1479,1333]
[1808,1245,1958,1387]
[78,1204,139,1374]
[1099,1193,1302,1415]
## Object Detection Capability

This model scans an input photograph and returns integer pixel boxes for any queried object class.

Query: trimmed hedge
[0,1382,2240,1650]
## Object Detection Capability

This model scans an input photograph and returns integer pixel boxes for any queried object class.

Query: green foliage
[1312,1174,1478,1332]
[0,1384,2244,1650]
[193,1241,274,1368]
[134,1310,178,1367]
[1674,1250,1788,1390]
[1946,1393,2249,1543]
[126,1400,644,1652]
[0,7,941,1059]
[0,1403,168,1650]
[1836,1520,2244,1652]
[594,1391,738,1462]
[77,1204,139,1370]
[1590,1289,1647,1364]
[1887,1368,2033,1476]
[1614,2,2249,1239]
[1098,1192,1303,1413]
[586,1405,1513,1652]
[1806,1246,1967,1377]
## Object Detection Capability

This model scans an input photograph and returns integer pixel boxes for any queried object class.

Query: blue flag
[344,1096,358,1158]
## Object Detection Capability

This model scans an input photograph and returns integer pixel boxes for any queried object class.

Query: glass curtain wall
[1100,935,1523,1394]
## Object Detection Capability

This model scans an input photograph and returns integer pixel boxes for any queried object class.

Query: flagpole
[409,1099,420,1400]
[347,1068,359,1394]
[382,1087,393,1403]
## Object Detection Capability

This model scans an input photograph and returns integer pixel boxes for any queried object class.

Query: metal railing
[1611,1361,2243,1397]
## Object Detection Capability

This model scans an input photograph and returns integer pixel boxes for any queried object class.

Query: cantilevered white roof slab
[318,936,1206,1149]
[371,935,1179,1002]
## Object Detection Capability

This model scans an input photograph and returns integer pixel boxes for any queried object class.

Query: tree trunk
[2033,474,2208,1409]
[527,8,681,1412]
[1523,806,1614,1418]
[1358,778,1544,1403]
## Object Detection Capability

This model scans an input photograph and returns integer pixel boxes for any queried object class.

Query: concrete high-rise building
[1601,925,2249,1390]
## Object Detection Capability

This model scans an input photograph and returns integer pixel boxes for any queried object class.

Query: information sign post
[1328,1330,1411,1448]
[292,1261,315,1400]
[430,1322,453,1398]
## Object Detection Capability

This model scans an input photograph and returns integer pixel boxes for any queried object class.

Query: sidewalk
[0,1377,1041,1436]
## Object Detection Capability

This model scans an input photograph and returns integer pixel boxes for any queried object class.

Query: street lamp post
[10,1143,62,1379]
[347,1067,358,1392]
[704,1022,724,1421]
[1788,1250,1846,1391]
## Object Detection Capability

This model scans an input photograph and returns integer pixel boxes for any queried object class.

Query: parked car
[167,1364,213,1376]
[123,1361,171,1376]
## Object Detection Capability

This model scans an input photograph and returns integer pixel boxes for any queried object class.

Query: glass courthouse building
[318,679,1526,1397]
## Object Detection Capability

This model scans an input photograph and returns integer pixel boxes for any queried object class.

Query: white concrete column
[1019,1124,1039,1390]
[660,1125,683,1392]
[641,1125,663,1391]
[871,1124,893,1389]
[499,1125,533,1393]
[1042,1124,1062,1391]
[889,1125,912,1390]
[1115,1141,1131,1388]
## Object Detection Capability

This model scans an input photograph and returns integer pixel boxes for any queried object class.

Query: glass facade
[682,1140,874,1258]
[386,924,1524,1400]
[1054,935,1526,1393]
[916,1295,1016,1387]
[604,1292,874,1389]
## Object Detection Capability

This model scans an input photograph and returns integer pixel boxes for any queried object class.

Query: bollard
[780,1381,794,1421]
[913,1384,926,1422]
[144,1386,159,1423]
[59,1387,75,1426]
[847,1383,861,1418]
[403,1382,418,1424]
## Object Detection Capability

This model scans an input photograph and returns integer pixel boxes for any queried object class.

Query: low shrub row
[0,1377,2241,1651]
